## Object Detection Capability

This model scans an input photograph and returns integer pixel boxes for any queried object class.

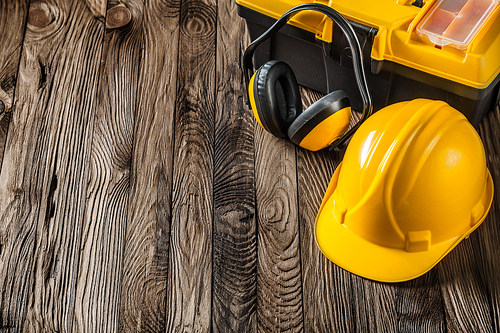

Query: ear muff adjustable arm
[243,3,373,151]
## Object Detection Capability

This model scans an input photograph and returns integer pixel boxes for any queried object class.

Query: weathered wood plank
[85,0,106,18]
[0,0,29,171]
[396,270,445,333]
[438,236,493,333]
[478,103,500,332]
[0,0,104,331]
[254,114,303,330]
[297,88,357,333]
[435,102,499,333]
[212,0,257,332]
[165,0,216,331]
[298,148,357,333]
[118,0,180,331]
[72,1,139,331]
[347,277,398,333]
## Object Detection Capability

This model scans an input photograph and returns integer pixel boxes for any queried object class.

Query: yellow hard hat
[315,99,494,282]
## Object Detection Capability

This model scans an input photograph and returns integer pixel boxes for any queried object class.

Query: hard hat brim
[315,162,494,283]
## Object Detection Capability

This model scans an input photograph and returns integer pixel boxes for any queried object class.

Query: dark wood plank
[297,88,402,333]
[254,114,303,330]
[165,0,216,331]
[0,0,104,331]
[297,88,357,333]
[72,1,139,331]
[0,1,30,330]
[478,103,500,332]
[118,0,180,331]
[298,148,357,332]
[85,0,106,18]
[434,102,499,333]
[212,0,257,332]
[349,277,398,333]
[438,236,493,332]
[396,270,445,333]
[0,0,29,170]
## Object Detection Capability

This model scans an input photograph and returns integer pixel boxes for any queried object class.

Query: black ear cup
[249,59,353,151]
[287,90,351,151]
[253,60,302,138]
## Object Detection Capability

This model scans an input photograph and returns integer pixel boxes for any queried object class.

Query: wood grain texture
[118,0,180,331]
[85,0,106,18]
[0,0,104,331]
[396,270,445,333]
[297,148,357,333]
[165,0,216,331]
[339,276,396,333]
[437,235,493,333]
[297,88,356,333]
[1,2,500,332]
[436,103,499,333]
[212,0,257,332]
[478,103,500,332]
[0,0,29,171]
[72,1,140,331]
[254,120,303,330]
[106,4,132,29]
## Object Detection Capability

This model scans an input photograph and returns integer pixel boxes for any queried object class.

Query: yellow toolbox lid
[236,0,500,89]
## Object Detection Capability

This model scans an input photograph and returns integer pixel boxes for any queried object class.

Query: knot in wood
[0,88,10,111]
[28,6,51,28]
[181,3,216,38]
[106,4,132,29]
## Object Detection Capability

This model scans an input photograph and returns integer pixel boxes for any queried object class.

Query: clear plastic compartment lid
[416,0,499,49]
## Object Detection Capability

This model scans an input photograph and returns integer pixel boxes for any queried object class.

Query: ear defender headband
[243,3,373,151]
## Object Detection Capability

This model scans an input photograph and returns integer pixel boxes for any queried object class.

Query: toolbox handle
[243,3,373,151]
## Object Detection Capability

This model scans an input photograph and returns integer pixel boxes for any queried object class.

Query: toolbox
[236,0,500,126]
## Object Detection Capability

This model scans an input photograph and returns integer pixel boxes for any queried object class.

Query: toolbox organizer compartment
[417,0,499,49]
[237,0,500,126]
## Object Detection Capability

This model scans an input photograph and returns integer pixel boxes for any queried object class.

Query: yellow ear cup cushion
[298,106,351,151]
[248,73,264,128]
[288,90,351,151]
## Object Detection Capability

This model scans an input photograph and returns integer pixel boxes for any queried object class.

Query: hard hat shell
[315,99,494,282]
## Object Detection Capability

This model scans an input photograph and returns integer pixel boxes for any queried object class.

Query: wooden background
[0,0,499,332]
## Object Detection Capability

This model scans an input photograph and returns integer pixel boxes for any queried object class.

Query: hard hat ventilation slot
[405,230,431,252]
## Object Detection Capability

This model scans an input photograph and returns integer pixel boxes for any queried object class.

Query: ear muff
[249,60,302,138]
[287,91,351,151]
[243,3,373,150]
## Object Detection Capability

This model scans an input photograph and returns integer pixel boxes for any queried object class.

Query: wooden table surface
[1,0,500,332]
